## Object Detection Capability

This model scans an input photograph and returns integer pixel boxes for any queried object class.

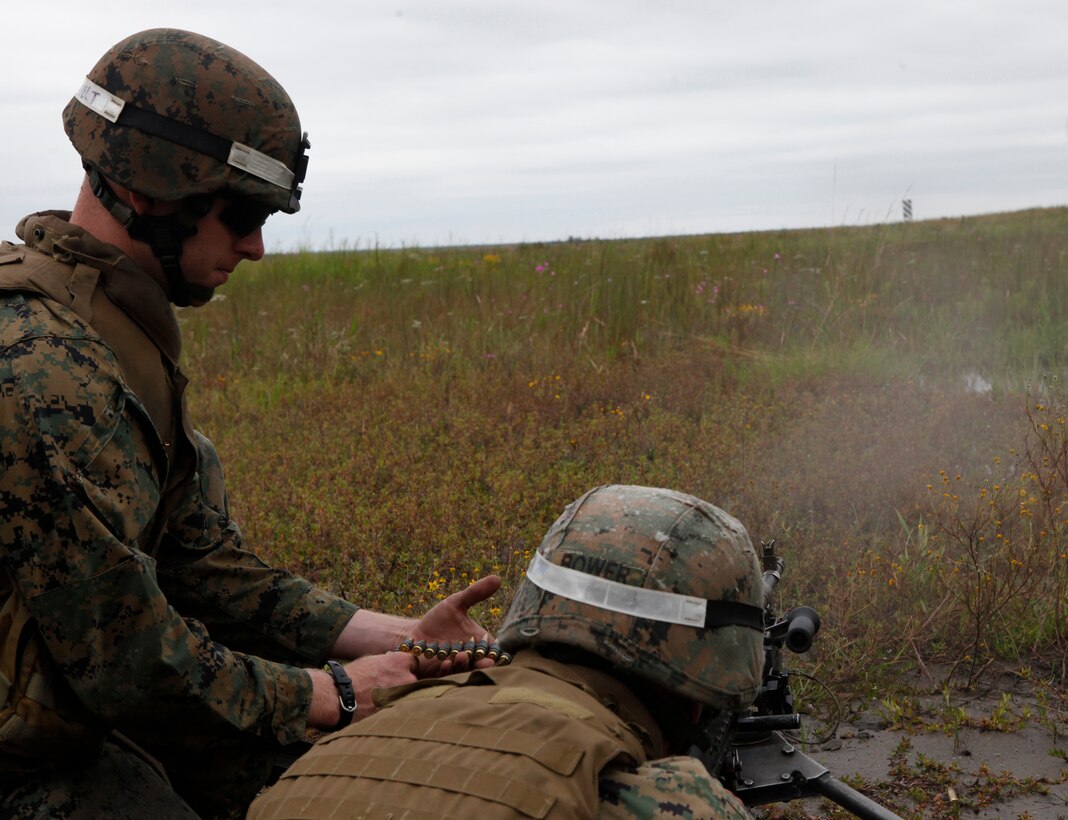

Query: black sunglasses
[218,198,276,237]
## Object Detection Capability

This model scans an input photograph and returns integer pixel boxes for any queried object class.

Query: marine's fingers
[451,574,502,610]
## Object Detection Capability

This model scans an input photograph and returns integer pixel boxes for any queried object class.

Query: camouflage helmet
[499,485,765,712]
[62,28,309,213]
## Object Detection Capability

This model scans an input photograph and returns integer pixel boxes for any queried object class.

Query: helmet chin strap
[86,165,214,306]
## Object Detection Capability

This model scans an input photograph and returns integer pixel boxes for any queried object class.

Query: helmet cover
[63,28,308,212]
[499,485,764,711]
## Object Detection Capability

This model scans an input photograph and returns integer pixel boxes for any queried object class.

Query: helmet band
[73,77,307,196]
[526,552,764,631]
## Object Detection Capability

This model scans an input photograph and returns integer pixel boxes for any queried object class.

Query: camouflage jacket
[249,651,751,819]
[599,755,751,819]
[0,213,357,772]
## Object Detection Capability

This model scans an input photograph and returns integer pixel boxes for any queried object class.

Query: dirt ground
[755,669,1068,819]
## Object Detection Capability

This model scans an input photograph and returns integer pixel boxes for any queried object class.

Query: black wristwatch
[323,659,357,731]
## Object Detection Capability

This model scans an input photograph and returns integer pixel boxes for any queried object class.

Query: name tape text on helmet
[74,77,297,192]
[526,552,708,627]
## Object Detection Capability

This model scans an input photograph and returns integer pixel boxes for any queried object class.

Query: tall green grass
[179,206,1068,691]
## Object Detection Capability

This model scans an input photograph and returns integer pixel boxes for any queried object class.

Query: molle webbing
[333,714,585,776]
[265,658,653,819]
[253,796,444,820]
[287,749,557,819]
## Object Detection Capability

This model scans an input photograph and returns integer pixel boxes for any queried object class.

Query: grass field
[179,206,1068,702]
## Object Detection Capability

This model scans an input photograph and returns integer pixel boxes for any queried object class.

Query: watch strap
[323,659,357,731]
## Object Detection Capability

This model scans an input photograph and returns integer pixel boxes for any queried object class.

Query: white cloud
[3,0,1067,249]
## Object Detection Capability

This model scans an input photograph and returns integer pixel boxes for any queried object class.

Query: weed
[179,209,1068,694]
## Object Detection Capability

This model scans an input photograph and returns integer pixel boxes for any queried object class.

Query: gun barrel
[811,773,904,820]
[761,568,782,603]
[760,540,785,610]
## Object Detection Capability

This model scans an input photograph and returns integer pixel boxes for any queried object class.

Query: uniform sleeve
[598,755,752,819]
[154,431,358,667]
[0,331,315,745]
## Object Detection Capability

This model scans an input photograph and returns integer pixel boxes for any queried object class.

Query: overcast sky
[3,1,1067,251]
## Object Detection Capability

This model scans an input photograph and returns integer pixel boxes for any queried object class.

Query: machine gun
[700,540,902,819]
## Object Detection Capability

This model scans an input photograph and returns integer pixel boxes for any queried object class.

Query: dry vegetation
[179,207,1068,698]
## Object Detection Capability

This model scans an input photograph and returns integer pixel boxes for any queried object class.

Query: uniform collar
[16,211,183,366]
[515,651,665,758]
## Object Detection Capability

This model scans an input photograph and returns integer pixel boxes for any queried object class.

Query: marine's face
[177,198,267,305]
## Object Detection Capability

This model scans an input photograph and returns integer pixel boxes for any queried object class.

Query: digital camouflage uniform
[0,212,358,818]
[248,651,750,819]
[599,756,750,819]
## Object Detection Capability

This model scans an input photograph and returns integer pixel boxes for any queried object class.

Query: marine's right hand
[343,651,418,720]
[308,651,417,729]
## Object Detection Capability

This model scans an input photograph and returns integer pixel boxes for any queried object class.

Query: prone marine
[249,484,764,819]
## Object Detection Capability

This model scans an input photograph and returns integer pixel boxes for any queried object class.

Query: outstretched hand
[327,574,505,682]
[407,574,502,675]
